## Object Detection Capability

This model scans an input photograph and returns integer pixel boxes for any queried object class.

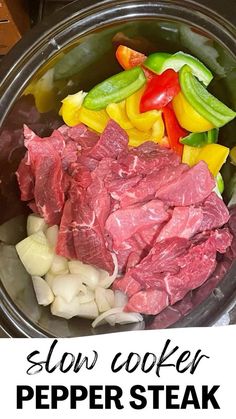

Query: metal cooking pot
[0,0,236,337]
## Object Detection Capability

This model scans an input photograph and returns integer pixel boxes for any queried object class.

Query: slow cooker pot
[0,0,236,337]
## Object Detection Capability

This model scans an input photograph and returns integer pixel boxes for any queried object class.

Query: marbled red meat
[56,184,114,273]
[105,199,169,248]
[156,161,215,206]
[16,120,232,317]
[87,120,128,160]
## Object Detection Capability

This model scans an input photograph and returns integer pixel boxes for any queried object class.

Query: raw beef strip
[56,184,114,273]
[69,163,92,189]
[87,173,111,230]
[61,141,79,170]
[125,289,169,316]
[199,192,230,232]
[112,275,142,298]
[16,153,34,201]
[119,165,188,208]
[124,229,231,315]
[114,237,189,297]
[22,126,65,224]
[87,120,128,160]
[157,206,203,241]
[108,175,142,201]
[24,126,65,156]
[114,223,163,273]
[58,123,99,150]
[165,228,232,305]
[117,142,180,177]
[155,161,215,206]
[105,199,169,248]
[76,155,98,171]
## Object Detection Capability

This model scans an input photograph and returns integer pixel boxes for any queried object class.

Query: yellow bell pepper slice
[60,91,86,126]
[182,145,201,166]
[126,86,162,132]
[127,113,165,147]
[106,100,133,130]
[24,69,57,113]
[195,144,229,177]
[79,107,110,133]
[173,92,214,132]
[182,143,229,176]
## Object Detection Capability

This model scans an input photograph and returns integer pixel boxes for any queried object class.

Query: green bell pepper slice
[144,51,213,86]
[180,128,219,147]
[83,67,146,110]
[179,65,236,128]
[216,172,224,194]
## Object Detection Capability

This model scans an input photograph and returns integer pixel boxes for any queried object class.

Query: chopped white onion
[50,255,69,275]
[45,271,56,288]
[92,307,123,328]
[95,287,112,313]
[77,288,95,304]
[51,274,86,303]
[99,253,118,288]
[77,300,99,319]
[92,305,143,328]
[46,225,59,250]
[68,260,100,290]
[27,214,48,236]
[32,276,54,306]
[16,231,54,276]
[114,290,128,308]
[105,289,115,308]
[51,295,80,319]
[106,312,143,326]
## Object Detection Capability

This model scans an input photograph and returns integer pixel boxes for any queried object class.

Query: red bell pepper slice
[116,45,146,70]
[162,103,188,156]
[140,69,181,112]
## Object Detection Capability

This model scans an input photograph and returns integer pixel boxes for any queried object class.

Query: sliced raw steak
[157,206,203,241]
[155,161,215,206]
[105,199,169,248]
[56,184,114,273]
[87,120,128,160]
[199,192,230,232]
[22,126,65,224]
[58,123,99,150]
[125,288,169,315]
[119,165,188,208]
[16,153,34,201]
[117,142,180,177]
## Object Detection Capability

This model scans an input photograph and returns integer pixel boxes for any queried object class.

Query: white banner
[0,326,235,418]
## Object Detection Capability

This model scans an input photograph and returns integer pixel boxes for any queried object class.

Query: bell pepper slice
[106,100,133,130]
[126,86,161,132]
[83,67,146,111]
[116,45,146,70]
[196,144,229,177]
[180,128,219,147]
[182,143,229,176]
[79,107,110,133]
[216,172,224,194]
[127,116,165,147]
[172,92,214,132]
[59,91,87,126]
[140,69,180,112]
[144,51,213,86]
[24,69,57,113]
[162,104,187,156]
[179,65,236,128]
[182,145,201,166]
